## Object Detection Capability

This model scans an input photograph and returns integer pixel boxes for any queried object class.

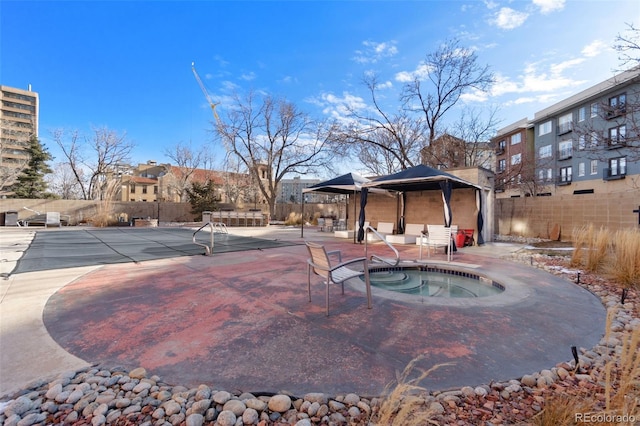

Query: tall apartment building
[0,85,39,195]
[494,66,639,198]
[276,176,326,204]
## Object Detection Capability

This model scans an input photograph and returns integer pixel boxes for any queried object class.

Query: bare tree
[218,157,254,206]
[614,23,640,70]
[401,38,495,146]
[163,141,215,202]
[46,162,84,199]
[215,91,335,217]
[52,126,134,200]
[334,73,427,174]
[450,107,501,169]
[421,133,467,169]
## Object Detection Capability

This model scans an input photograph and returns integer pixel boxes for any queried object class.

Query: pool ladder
[363,225,400,266]
[192,221,228,256]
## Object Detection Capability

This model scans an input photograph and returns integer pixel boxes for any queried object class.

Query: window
[130,184,135,194]
[607,93,626,118]
[578,107,586,122]
[589,131,599,147]
[497,139,506,154]
[608,125,626,147]
[590,102,599,118]
[590,160,598,175]
[539,144,552,158]
[578,162,585,177]
[142,186,148,194]
[154,186,158,194]
[609,157,627,177]
[511,133,521,145]
[498,159,506,173]
[578,135,586,150]
[511,153,521,165]
[558,112,573,134]
[539,120,552,136]
[538,170,545,182]
[546,168,553,181]
[559,166,572,184]
[558,140,573,159]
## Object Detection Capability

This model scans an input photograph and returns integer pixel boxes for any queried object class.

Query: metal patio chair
[305,241,372,316]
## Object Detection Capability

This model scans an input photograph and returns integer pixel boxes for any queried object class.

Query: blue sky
[2,0,638,177]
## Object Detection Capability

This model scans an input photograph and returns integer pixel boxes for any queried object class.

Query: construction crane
[192,62,220,122]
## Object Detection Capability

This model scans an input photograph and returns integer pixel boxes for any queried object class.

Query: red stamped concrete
[43,240,606,397]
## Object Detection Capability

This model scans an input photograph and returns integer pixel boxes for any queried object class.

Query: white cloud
[353,40,398,64]
[279,75,298,84]
[461,88,490,103]
[311,91,368,124]
[395,62,432,83]
[240,72,256,81]
[222,80,239,91]
[532,0,565,14]
[582,40,608,58]
[550,58,585,75]
[491,7,529,30]
[484,0,499,10]
[490,62,587,99]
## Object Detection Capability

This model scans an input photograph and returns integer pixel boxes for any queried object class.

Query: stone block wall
[495,191,639,240]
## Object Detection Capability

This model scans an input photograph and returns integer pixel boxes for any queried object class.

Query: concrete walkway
[0,226,606,399]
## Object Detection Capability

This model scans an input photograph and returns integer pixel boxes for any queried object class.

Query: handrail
[363,225,400,266]
[193,222,215,256]
[212,222,228,234]
[192,221,229,255]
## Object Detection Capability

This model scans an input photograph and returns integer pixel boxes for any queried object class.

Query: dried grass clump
[606,229,640,290]
[570,225,589,268]
[585,226,612,273]
[372,357,452,425]
[530,394,593,426]
[533,309,640,426]
[284,211,302,226]
[90,180,119,227]
[605,321,640,418]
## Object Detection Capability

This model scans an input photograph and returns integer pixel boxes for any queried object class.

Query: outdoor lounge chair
[367,221,394,242]
[386,223,424,245]
[305,241,372,316]
[418,224,458,262]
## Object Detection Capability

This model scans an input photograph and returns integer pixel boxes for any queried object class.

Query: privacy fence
[494,191,639,241]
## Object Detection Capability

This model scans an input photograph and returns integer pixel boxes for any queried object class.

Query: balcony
[605,137,627,150]
[557,122,573,135]
[556,176,572,186]
[557,149,573,160]
[495,147,505,155]
[603,168,626,181]
[605,106,626,120]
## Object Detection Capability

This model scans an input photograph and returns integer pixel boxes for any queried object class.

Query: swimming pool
[365,267,505,298]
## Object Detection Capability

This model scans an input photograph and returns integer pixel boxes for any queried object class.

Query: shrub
[284,212,302,226]
[585,226,612,273]
[606,229,640,290]
[372,357,452,425]
[533,309,639,426]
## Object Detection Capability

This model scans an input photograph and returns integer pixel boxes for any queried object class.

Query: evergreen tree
[185,180,219,215]
[12,135,53,198]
